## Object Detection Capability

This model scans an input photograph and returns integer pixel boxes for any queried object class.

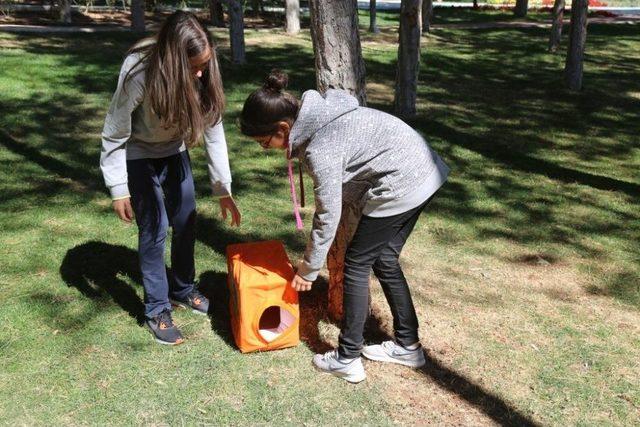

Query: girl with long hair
[100,11,241,345]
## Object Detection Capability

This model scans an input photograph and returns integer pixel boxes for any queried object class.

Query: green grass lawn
[1,16,639,426]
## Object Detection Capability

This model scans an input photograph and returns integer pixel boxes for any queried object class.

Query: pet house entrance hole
[258,306,296,342]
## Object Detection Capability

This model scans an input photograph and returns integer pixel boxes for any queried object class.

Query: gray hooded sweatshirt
[290,89,449,281]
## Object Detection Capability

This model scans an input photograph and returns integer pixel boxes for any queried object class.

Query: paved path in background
[1,14,638,34]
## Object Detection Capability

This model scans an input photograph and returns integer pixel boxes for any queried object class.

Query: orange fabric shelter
[226,240,300,353]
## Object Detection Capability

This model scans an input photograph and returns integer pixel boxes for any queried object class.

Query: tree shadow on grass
[59,240,145,325]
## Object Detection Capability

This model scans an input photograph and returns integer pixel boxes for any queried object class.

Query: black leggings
[338,198,430,358]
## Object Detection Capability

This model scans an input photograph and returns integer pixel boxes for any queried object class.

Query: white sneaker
[312,350,367,384]
[362,341,426,368]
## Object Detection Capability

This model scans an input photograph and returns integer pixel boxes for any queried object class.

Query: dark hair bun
[264,70,289,93]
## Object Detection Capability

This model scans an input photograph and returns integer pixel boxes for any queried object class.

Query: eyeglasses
[258,134,274,149]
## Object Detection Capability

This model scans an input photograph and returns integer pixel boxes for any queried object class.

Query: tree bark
[309,0,367,320]
[548,0,565,53]
[421,0,433,33]
[210,0,225,27]
[225,0,246,64]
[326,204,365,321]
[285,0,300,35]
[394,0,421,118]
[369,0,380,33]
[59,0,71,24]
[131,0,145,33]
[564,0,588,90]
[309,0,367,105]
[514,0,528,17]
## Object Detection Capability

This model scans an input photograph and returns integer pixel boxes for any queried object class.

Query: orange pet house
[226,240,300,353]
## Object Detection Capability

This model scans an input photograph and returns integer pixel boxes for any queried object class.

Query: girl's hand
[219,196,241,227]
[291,274,313,292]
[113,198,134,223]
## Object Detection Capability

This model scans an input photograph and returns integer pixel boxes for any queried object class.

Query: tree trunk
[548,0,565,53]
[394,0,421,118]
[514,0,528,17]
[326,204,365,321]
[473,0,479,9]
[225,0,246,64]
[309,0,367,320]
[210,0,225,27]
[251,0,260,17]
[369,0,380,33]
[285,0,300,35]
[131,0,145,33]
[59,0,71,23]
[564,0,588,90]
[421,0,433,33]
[309,0,367,105]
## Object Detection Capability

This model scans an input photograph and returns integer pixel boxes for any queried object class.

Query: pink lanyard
[287,150,304,231]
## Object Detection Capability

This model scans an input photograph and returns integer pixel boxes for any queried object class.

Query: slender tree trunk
[473,0,479,9]
[59,0,71,23]
[421,0,433,33]
[225,0,246,64]
[251,0,260,17]
[394,0,421,118]
[309,0,367,105]
[548,0,565,52]
[369,0,380,33]
[564,0,588,90]
[514,0,528,17]
[210,0,225,27]
[131,0,145,32]
[285,0,300,35]
[309,0,367,320]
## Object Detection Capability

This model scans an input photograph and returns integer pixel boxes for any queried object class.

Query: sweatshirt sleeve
[203,121,233,198]
[296,150,343,282]
[99,55,145,200]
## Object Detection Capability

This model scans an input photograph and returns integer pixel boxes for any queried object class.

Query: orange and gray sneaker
[171,289,210,316]
[146,309,184,345]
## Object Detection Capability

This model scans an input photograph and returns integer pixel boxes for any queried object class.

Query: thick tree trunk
[369,0,380,33]
[309,0,367,320]
[326,204,365,321]
[59,0,71,23]
[285,0,300,35]
[514,0,528,17]
[225,0,246,64]
[309,0,367,105]
[564,0,588,90]
[394,0,421,118]
[548,0,565,52]
[210,0,225,27]
[131,0,145,33]
[421,0,433,33]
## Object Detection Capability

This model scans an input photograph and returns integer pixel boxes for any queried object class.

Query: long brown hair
[239,70,299,137]
[125,11,225,147]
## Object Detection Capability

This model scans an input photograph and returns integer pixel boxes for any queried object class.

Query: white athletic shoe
[362,341,426,368]
[312,350,367,384]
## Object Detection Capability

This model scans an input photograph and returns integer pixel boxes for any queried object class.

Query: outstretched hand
[291,274,313,292]
[219,196,241,227]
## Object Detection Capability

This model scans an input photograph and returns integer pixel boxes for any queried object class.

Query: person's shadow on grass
[59,240,146,325]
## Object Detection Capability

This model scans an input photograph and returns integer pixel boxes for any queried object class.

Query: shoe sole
[145,324,184,346]
[362,349,426,368]
[170,299,208,316]
[312,362,366,384]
